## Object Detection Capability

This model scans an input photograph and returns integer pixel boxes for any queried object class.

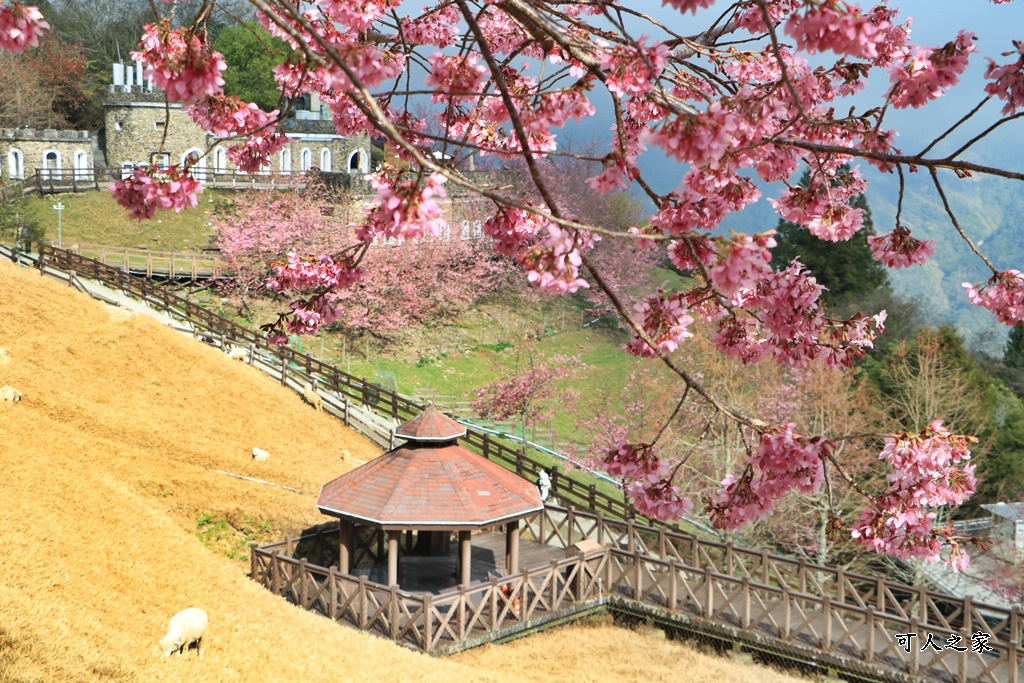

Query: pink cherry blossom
[709,231,777,300]
[0,2,47,53]
[189,95,277,138]
[706,425,830,530]
[623,291,695,358]
[110,166,203,221]
[785,3,893,61]
[888,31,976,109]
[133,20,226,103]
[357,172,448,243]
[963,270,1024,325]
[984,40,1024,115]
[867,226,936,268]
[518,225,590,295]
[600,36,669,98]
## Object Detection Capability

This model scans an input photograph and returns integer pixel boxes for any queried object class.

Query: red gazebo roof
[316,409,542,529]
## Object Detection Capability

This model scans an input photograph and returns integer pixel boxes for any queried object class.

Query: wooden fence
[63,243,224,281]
[254,507,1022,681]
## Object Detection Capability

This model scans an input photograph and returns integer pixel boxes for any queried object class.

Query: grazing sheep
[302,382,323,412]
[251,447,270,462]
[158,607,208,659]
[224,345,249,362]
[0,386,21,403]
[109,309,138,323]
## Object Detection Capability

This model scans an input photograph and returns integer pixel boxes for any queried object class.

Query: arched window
[6,149,24,180]
[320,148,332,172]
[42,149,62,179]
[280,148,292,175]
[213,147,227,174]
[347,150,365,173]
[182,149,206,181]
[73,151,90,180]
[300,148,312,171]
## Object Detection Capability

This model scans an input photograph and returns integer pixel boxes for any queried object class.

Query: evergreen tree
[214,22,288,113]
[772,168,890,309]
[1005,324,1024,372]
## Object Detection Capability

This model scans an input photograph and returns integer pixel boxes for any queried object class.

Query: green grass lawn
[19,189,222,251]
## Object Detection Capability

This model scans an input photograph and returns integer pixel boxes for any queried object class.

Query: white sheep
[251,447,270,462]
[158,607,208,659]
[302,382,323,412]
[0,386,22,403]
[224,345,250,362]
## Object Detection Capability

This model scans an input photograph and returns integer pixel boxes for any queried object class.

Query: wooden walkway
[253,507,1022,681]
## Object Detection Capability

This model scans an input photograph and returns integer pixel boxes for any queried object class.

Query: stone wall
[1,129,92,183]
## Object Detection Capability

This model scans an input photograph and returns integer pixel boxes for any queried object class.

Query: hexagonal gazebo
[316,405,544,588]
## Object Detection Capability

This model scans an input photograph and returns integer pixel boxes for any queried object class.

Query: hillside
[0,259,807,683]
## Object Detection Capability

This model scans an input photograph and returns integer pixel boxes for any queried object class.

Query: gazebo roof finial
[394,404,466,442]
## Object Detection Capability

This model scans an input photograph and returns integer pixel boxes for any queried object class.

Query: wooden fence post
[865,610,875,662]
[633,550,643,600]
[489,577,499,631]
[567,506,575,546]
[704,566,714,619]
[910,618,920,675]
[271,553,281,595]
[359,576,368,629]
[669,560,678,611]
[626,518,635,553]
[822,596,831,650]
[1009,639,1019,683]
[423,593,433,653]
[329,567,338,620]
[596,511,604,546]
[389,584,399,639]
[876,578,885,614]
[457,585,466,642]
[741,577,751,629]
[782,586,792,640]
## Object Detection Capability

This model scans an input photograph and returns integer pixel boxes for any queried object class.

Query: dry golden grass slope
[0,259,809,683]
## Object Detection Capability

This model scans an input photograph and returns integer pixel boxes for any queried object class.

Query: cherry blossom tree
[7,0,1024,570]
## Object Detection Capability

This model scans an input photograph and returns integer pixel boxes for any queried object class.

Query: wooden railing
[29,167,322,196]
[251,526,606,654]
[63,243,224,281]
[0,178,28,203]
[256,508,1022,681]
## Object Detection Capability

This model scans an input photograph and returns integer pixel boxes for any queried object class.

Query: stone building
[1,128,93,182]
[0,61,370,184]
[981,502,1024,563]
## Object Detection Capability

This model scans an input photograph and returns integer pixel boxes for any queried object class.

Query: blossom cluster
[133,20,226,104]
[984,40,1024,115]
[963,270,1024,325]
[887,31,976,109]
[706,425,830,530]
[602,442,694,521]
[188,95,277,138]
[867,226,936,268]
[0,2,47,53]
[266,251,365,293]
[357,172,448,243]
[623,291,695,358]
[850,421,977,570]
[110,167,203,221]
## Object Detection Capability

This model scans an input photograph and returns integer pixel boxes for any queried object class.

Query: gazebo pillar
[387,530,401,586]
[505,521,520,574]
[338,520,354,574]
[459,530,472,586]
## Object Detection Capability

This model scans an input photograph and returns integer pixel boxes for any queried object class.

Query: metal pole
[52,202,65,249]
